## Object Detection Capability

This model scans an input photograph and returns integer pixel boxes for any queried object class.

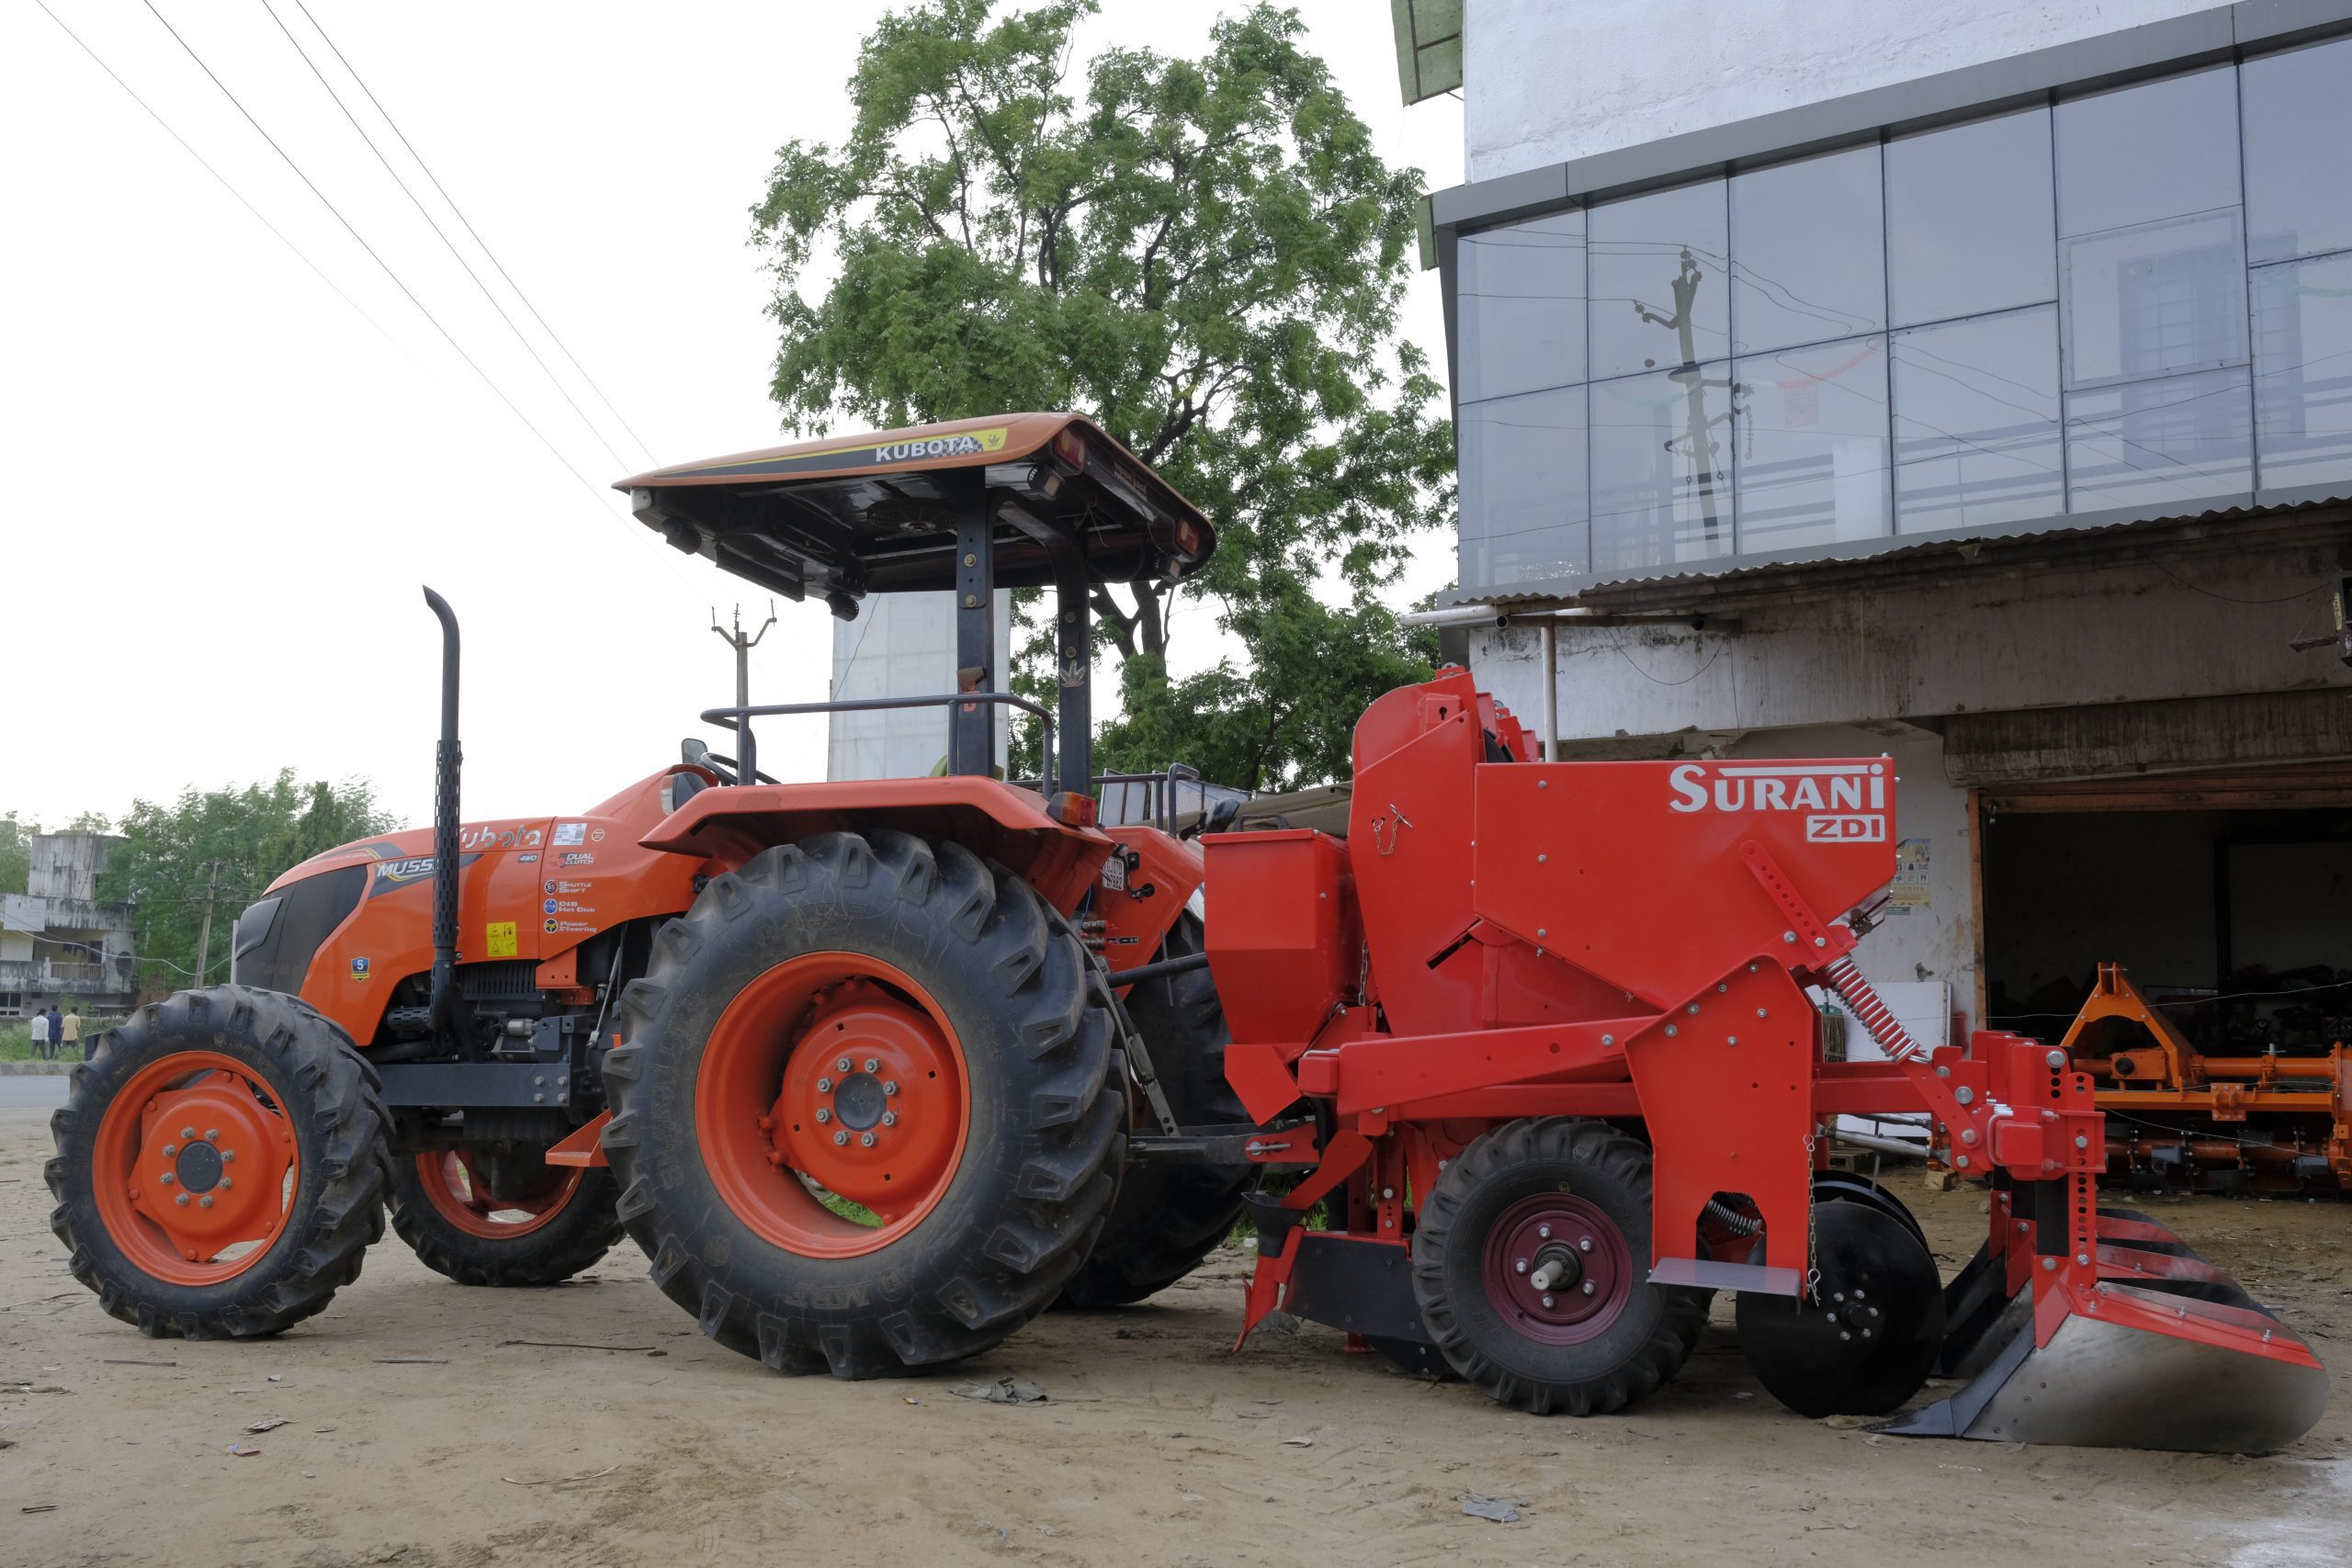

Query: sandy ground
[3,1097,2347,1568]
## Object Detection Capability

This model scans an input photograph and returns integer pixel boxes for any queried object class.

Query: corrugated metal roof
[1448,493,2352,614]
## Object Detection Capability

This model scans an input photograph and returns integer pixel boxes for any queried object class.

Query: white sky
[0,1,1462,831]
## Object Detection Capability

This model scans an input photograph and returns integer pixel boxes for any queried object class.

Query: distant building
[0,833,137,1017]
[828,592,1015,781]
[1396,1,2352,1048]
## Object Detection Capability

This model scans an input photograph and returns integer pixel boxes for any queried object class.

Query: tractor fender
[639,776,1114,917]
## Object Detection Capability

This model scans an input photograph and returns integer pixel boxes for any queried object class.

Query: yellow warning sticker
[484,920,519,959]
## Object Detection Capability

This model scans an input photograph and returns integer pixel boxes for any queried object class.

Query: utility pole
[191,859,223,987]
[712,603,778,770]
[1633,248,1735,551]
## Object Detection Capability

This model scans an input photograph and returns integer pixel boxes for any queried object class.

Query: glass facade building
[1452,32,2352,595]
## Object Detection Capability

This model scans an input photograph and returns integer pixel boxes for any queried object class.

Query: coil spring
[1822,954,1922,1062]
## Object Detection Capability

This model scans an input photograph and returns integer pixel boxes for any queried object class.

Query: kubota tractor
[49,415,2327,1450]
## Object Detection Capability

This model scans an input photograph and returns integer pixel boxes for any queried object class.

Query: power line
[30,0,417,370]
[288,0,661,468]
[135,0,623,516]
[258,0,634,473]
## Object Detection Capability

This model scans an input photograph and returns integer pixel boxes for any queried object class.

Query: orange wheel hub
[414,1151,581,1240]
[696,952,971,1258]
[90,1050,300,1286]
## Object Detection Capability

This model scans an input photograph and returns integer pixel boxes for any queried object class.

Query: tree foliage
[753,0,1452,790]
[96,774,398,991]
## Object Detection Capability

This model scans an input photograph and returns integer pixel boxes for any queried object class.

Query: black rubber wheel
[390,1148,623,1287]
[601,831,1128,1378]
[1736,1193,1943,1417]
[46,985,390,1339]
[1411,1117,1706,1416]
[1059,912,1254,1308]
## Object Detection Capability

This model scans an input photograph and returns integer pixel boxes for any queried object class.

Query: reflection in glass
[2056,66,2240,239]
[2063,210,2247,388]
[1893,308,2063,532]
[2243,37,2352,265]
[2253,254,2352,492]
[1731,143,1885,355]
[2064,367,2253,510]
[1734,336,1891,551]
[1589,180,1730,380]
[1589,367,1733,572]
[1457,387,1591,587]
[1886,107,2056,327]
[1456,211,1588,403]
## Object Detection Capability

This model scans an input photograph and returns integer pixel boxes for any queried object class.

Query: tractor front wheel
[390,1147,622,1287]
[46,985,390,1339]
[1411,1117,1706,1415]
[601,831,1128,1378]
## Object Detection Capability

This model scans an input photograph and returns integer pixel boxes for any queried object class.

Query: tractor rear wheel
[45,985,390,1339]
[390,1147,623,1287]
[1411,1117,1706,1415]
[1059,913,1254,1308]
[601,831,1128,1378]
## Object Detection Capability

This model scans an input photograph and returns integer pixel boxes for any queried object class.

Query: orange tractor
[49,415,2326,1450]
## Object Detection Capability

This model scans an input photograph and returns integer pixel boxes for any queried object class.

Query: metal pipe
[1109,949,1212,988]
[1539,618,1559,761]
[421,587,463,1045]
[701,693,1054,784]
[1834,1130,1930,1159]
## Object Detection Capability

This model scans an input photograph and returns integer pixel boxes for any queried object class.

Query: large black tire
[1059,912,1254,1308]
[390,1151,624,1287]
[46,985,390,1339]
[1411,1117,1706,1416]
[601,831,1128,1378]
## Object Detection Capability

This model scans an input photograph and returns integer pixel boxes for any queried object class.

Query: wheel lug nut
[1581,1280,1597,1295]
[200,1195,215,1208]
[881,1111,898,1127]
[205,1128,219,1141]
[175,1193,189,1207]
[1541,1294,1556,1308]
[863,1058,879,1074]
[1577,1236,1592,1252]
[181,1126,197,1140]
[815,1109,831,1123]
[161,1172,176,1186]
[816,1077,833,1093]
[1515,1258,1529,1274]
[832,1131,848,1146]
[220,1149,234,1163]
[883,1081,899,1097]
[1537,1224,1552,1239]
[219,1178,232,1190]
[163,1143,179,1157]
[860,1132,876,1148]
[836,1057,851,1073]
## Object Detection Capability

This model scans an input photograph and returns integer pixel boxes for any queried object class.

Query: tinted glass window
[1734,335,1891,552]
[1731,143,1885,355]
[1589,180,1730,380]
[2056,66,2240,238]
[2064,367,2253,510]
[2243,36,2352,265]
[1457,387,1590,587]
[2062,209,2248,388]
[1886,107,2056,327]
[1589,367,1734,571]
[2252,254,2352,491]
[1456,211,1588,403]
[1893,307,2063,532]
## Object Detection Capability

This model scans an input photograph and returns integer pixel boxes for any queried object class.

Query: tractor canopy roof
[616,412,1214,604]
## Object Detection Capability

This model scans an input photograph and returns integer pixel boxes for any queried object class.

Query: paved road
[0,1075,69,1111]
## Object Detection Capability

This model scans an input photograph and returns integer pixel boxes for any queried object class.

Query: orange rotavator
[49,415,2324,1451]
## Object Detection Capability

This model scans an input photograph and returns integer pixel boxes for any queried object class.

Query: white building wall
[828,592,1015,781]
[1464,0,2221,180]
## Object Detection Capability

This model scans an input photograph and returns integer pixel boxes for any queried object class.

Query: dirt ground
[3,1101,2347,1568]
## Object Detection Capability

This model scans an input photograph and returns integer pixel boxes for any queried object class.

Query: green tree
[0,813,32,897]
[99,773,397,990]
[752,0,1453,791]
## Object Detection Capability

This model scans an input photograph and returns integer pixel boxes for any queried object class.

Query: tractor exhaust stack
[422,586,463,1046]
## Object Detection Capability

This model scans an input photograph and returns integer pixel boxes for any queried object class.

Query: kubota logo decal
[1667,762,1887,842]
[872,430,1002,463]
